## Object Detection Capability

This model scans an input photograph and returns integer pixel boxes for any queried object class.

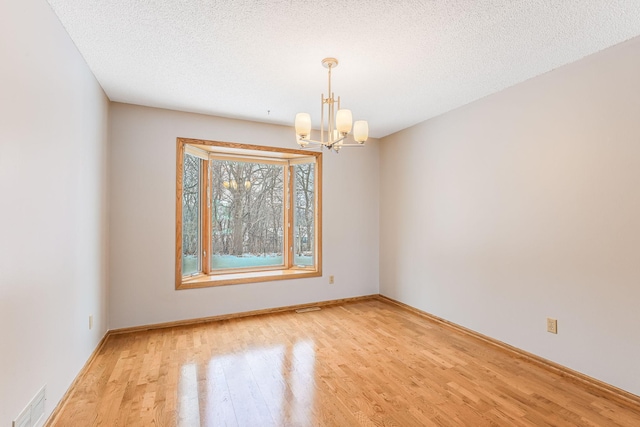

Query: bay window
[176,138,322,289]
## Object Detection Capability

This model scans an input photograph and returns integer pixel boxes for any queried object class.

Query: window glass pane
[293,162,315,267]
[210,159,284,270]
[182,153,201,275]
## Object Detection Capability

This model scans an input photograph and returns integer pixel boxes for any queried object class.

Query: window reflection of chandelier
[222,180,251,190]
[294,57,369,153]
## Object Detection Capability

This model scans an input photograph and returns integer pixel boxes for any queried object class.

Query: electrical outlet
[89,315,93,330]
[329,275,334,284]
[547,317,557,334]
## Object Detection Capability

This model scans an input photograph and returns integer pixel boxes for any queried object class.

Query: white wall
[0,0,109,425]
[380,36,640,395]
[108,103,379,329]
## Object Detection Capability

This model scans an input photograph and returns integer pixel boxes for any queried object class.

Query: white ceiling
[46,0,640,138]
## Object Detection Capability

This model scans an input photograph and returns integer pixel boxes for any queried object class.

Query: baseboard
[109,294,379,335]
[376,294,640,408]
[43,331,110,427]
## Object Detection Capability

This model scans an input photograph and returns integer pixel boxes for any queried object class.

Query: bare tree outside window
[182,154,200,275]
[210,159,284,269]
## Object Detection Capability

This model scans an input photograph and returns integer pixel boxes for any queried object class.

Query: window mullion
[315,156,322,273]
[202,158,212,275]
[286,164,294,269]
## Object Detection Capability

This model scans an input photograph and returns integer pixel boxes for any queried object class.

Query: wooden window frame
[176,138,322,289]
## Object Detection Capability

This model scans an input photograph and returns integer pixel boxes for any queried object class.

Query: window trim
[176,137,322,289]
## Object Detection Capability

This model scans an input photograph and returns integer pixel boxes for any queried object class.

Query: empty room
[3,0,640,426]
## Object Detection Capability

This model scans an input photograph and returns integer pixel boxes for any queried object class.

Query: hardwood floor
[49,299,640,426]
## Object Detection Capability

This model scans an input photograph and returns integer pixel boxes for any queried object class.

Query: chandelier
[294,57,369,152]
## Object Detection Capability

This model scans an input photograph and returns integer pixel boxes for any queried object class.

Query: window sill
[177,268,321,290]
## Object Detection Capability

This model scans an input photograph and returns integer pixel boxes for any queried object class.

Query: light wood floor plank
[49,299,640,426]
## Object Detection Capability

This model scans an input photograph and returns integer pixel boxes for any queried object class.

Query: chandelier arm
[296,144,322,151]
[299,134,347,147]
[326,134,346,148]
[298,138,330,147]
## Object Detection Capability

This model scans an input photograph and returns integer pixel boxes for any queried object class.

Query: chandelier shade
[295,113,311,139]
[294,58,369,152]
[336,109,352,134]
[353,120,369,144]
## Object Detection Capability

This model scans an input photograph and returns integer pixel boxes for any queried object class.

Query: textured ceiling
[46,0,640,138]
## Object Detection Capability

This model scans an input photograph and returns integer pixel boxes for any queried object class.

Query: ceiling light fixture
[294,57,368,153]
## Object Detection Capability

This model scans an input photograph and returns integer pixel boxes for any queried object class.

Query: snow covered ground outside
[183,254,313,274]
